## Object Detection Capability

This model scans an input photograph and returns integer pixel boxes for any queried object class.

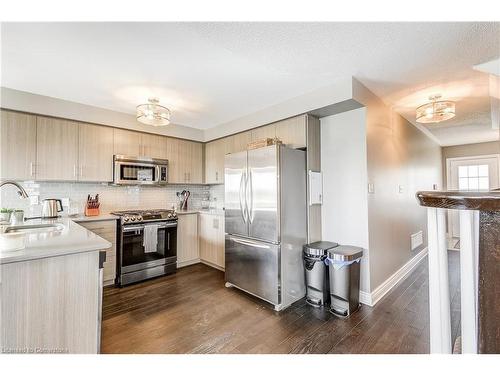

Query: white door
[447,155,500,237]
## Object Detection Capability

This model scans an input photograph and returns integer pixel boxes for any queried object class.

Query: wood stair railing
[416,190,500,354]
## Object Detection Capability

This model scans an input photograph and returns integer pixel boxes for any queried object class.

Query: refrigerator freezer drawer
[225,235,280,305]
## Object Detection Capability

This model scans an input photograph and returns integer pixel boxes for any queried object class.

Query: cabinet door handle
[73,164,77,178]
[216,171,218,181]
[80,165,83,177]
[30,162,35,177]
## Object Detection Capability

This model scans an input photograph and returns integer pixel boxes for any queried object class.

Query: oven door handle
[122,222,176,232]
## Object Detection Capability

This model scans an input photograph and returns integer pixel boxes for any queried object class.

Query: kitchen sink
[2,223,65,234]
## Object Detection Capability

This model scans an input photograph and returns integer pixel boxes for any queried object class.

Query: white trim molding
[359,247,428,307]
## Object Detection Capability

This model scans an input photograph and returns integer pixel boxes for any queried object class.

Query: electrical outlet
[368,183,374,194]
[398,185,404,194]
[411,231,423,251]
[61,198,70,207]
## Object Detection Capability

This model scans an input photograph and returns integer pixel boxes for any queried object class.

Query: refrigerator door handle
[247,170,254,223]
[239,172,248,223]
[231,237,271,249]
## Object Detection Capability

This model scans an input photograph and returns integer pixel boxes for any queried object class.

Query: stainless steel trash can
[303,241,339,307]
[327,246,363,317]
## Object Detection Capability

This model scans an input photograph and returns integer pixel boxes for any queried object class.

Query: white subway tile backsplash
[0,181,224,216]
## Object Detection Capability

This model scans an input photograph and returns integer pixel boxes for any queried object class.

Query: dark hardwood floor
[101,251,460,354]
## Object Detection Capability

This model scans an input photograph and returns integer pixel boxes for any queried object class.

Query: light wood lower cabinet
[177,213,199,267]
[0,110,37,180]
[199,213,225,270]
[1,251,100,353]
[36,116,79,181]
[77,220,117,286]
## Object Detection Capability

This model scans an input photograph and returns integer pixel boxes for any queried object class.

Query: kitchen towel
[143,224,159,253]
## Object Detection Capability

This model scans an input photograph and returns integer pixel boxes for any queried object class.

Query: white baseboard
[359,247,428,307]
[200,259,225,271]
[177,258,200,268]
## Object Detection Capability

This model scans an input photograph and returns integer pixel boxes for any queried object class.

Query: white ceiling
[1,22,499,145]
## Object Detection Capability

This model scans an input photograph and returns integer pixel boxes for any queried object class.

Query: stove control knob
[131,217,136,221]
[172,212,177,217]
[167,213,172,218]
[138,216,143,222]
[123,216,129,222]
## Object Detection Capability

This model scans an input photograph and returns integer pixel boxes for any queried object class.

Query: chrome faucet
[0,181,29,198]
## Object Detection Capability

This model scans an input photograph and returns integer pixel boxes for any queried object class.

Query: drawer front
[79,220,117,283]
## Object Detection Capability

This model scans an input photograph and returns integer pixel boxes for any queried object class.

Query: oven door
[120,222,177,274]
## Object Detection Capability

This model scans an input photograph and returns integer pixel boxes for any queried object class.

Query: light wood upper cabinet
[226,131,251,154]
[78,123,114,182]
[141,133,168,159]
[177,213,199,267]
[165,137,182,183]
[0,110,37,180]
[167,138,203,184]
[113,129,141,156]
[36,117,79,181]
[199,213,225,269]
[204,138,225,184]
[251,124,276,141]
[186,140,203,184]
[275,115,307,149]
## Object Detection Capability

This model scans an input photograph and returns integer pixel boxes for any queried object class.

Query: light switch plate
[368,183,374,194]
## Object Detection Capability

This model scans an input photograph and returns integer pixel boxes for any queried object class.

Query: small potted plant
[11,209,25,224]
[1,208,13,223]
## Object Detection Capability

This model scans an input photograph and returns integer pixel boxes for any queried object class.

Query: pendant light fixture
[416,94,455,124]
[136,97,171,126]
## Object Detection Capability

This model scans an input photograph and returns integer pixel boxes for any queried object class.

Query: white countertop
[0,208,224,265]
[0,217,111,265]
[70,213,119,222]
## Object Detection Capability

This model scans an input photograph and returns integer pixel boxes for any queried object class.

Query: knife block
[85,206,100,217]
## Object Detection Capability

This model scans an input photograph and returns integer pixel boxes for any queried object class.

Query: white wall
[320,108,371,293]
[0,87,205,141]
[353,80,443,291]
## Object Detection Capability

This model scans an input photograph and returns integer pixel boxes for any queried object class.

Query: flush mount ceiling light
[416,94,456,124]
[136,97,171,126]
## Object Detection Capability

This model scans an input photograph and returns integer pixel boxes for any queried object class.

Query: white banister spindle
[459,210,480,353]
[427,207,452,353]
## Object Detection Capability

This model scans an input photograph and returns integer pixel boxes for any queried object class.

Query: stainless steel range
[111,209,178,286]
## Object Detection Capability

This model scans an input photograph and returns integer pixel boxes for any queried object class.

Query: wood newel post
[416,190,500,354]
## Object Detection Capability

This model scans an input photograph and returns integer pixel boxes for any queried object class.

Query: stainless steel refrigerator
[224,144,307,311]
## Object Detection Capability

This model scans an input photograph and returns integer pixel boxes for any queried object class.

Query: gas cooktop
[111,209,177,224]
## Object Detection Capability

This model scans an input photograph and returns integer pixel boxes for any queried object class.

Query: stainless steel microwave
[113,155,168,185]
